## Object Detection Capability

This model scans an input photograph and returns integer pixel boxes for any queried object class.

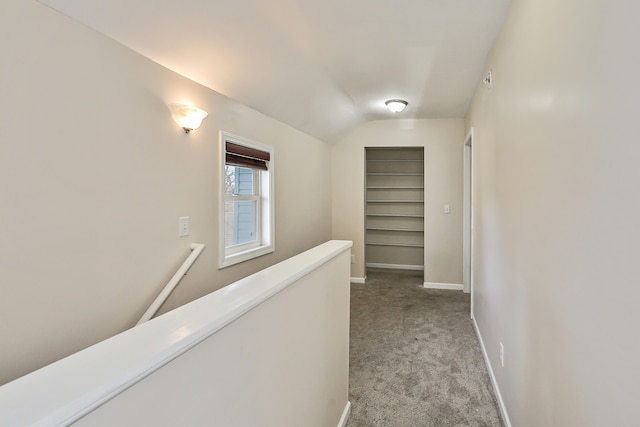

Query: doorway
[463,129,473,318]
[365,147,425,277]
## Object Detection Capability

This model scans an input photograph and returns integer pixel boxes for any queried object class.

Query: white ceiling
[39,0,510,142]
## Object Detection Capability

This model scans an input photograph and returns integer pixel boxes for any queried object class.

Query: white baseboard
[472,318,512,427]
[423,282,464,291]
[366,263,424,271]
[350,277,366,284]
[337,400,351,427]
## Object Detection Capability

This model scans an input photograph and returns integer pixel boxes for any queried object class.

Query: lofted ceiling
[39,0,510,142]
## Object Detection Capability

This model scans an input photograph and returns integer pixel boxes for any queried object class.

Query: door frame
[463,128,474,318]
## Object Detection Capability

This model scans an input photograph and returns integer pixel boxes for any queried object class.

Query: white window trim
[218,132,275,269]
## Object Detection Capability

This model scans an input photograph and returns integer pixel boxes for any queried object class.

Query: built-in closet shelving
[365,148,424,270]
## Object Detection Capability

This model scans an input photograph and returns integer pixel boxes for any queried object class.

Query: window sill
[219,244,274,269]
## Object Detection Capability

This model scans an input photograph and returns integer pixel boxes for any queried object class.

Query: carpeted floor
[347,268,503,427]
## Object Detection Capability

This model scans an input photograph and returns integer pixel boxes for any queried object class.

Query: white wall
[0,0,331,385]
[331,119,464,283]
[75,243,351,427]
[467,0,640,424]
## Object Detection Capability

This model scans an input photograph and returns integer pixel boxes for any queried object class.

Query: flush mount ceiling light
[169,104,209,134]
[385,99,408,113]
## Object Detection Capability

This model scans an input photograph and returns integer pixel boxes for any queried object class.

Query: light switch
[444,204,451,214]
[179,216,190,237]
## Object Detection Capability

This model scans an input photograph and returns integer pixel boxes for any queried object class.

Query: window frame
[218,132,274,268]
[224,167,261,255]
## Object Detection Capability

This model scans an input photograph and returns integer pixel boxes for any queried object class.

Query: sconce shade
[169,104,208,133]
[385,99,408,113]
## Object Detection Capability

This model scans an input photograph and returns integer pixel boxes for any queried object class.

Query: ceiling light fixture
[385,99,408,113]
[169,104,209,134]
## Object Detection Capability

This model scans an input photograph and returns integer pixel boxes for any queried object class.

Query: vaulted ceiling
[39,0,510,142]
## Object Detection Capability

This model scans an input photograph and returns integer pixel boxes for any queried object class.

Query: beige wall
[73,244,350,427]
[466,0,640,424]
[0,0,331,385]
[331,119,464,283]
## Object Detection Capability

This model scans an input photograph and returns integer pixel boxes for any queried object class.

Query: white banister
[136,243,205,326]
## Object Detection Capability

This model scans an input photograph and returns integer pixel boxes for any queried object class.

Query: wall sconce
[169,104,209,134]
[385,99,408,113]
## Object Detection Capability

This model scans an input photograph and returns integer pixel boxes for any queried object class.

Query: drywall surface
[74,244,350,427]
[331,119,464,283]
[466,0,640,424]
[0,0,330,385]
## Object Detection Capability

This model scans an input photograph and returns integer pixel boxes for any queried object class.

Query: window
[219,132,274,268]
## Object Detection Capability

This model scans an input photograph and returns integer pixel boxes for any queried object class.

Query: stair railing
[136,243,205,326]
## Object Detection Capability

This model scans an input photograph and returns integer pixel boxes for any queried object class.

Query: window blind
[226,142,270,171]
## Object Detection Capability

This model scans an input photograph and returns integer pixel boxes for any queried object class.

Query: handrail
[136,243,205,326]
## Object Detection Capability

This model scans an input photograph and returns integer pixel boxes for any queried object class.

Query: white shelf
[366,242,424,248]
[367,173,424,176]
[367,186,424,189]
[366,213,424,218]
[366,227,424,232]
[367,159,423,163]
[367,200,423,203]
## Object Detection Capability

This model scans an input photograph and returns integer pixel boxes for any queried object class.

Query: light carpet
[347,268,503,427]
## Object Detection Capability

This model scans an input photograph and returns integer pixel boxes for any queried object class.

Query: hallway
[348,269,502,426]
